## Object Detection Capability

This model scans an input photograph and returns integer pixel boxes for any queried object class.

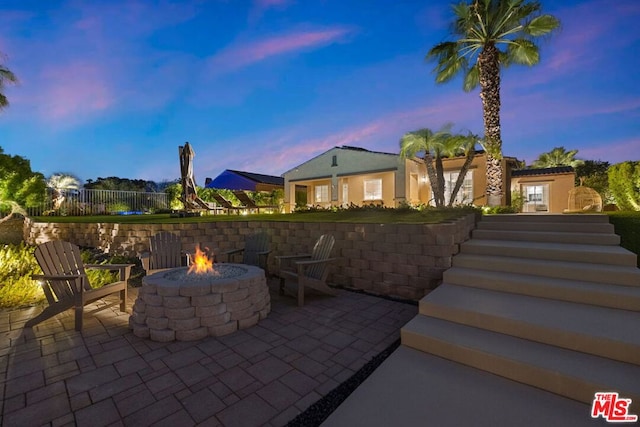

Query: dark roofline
[338,145,398,156]
[225,169,284,185]
[512,166,574,177]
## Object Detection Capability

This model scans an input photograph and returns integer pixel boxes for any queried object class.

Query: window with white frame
[315,184,329,203]
[364,178,382,201]
[444,171,473,205]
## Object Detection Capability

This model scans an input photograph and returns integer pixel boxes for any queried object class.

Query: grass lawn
[31,207,479,225]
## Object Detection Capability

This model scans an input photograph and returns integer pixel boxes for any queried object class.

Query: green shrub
[608,161,640,211]
[0,243,44,308]
[482,205,518,214]
[607,211,640,267]
[0,243,130,308]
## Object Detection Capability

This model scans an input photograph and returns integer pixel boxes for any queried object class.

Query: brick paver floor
[0,279,417,426]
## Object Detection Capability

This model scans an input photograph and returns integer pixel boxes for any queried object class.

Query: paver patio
[0,279,417,426]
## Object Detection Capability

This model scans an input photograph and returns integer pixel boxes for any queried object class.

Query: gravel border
[287,337,402,427]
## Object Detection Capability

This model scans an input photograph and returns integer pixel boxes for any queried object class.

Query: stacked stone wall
[24,214,476,300]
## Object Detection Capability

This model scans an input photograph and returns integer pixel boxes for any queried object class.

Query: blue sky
[1,0,639,185]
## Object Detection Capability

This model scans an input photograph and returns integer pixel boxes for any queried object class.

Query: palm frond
[507,39,539,65]
[525,14,561,36]
[463,64,480,91]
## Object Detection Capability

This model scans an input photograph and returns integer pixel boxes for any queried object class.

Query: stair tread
[403,315,640,395]
[444,267,640,302]
[421,284,640,347]
[482,214,610,223]
[464,239,632,254]
[477,222,614,233]
[461,239,636,266]
[472,229,620,245]
[452,253,640,286]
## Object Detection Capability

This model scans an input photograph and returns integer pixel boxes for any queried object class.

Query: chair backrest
[307,234,335,280]
[34,240,88,304]
[212,193,234,208]
[242,232,270,267]
[149,232,183,269]
[234,191,258,208]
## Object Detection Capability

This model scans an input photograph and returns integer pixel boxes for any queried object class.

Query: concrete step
[460,239,637,267]
[471,228,621,246]
[401,315,640,411]
[477,220,615,234]
[482,214,610,223]
[322,345,610,427]
[452,254,640,287]
[419,284,640,365]
[443,267,640,311]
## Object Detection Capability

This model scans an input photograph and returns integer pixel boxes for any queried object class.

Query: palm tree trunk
[447,150,476,207]
[423,153,442,207]
[435,155,445,207]
[478,43,503,206]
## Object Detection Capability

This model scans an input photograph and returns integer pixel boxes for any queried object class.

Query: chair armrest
[275,254,311,261]
[294,258,337,266]
[32,274,83,281]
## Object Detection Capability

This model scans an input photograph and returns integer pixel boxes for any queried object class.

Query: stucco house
[282,145,576,213]
[282,146,427,212]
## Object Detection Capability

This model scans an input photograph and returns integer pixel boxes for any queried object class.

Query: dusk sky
[1,0,639,186]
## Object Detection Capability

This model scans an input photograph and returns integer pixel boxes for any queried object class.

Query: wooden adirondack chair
[276,234,337,306]
[232,191,278,213]
[212,193,246,215]
[26,240,132,331]
[139,231,189,273]
[223,231,271,272]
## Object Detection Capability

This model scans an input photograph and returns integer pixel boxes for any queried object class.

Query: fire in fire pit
[188,244,215,275]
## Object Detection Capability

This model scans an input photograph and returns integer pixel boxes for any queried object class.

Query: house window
[364,179,382,201]
[444,171,473,205]
[331,155,338,167]
[315,185,329,203]
[523,184,548,212]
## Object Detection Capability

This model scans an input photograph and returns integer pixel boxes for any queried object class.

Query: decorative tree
[0,52,18,111]
[427,0,559,206]
[46,173,81,210]
[608,161,640,211]
[400,125,479,207]
[532,146,584,168]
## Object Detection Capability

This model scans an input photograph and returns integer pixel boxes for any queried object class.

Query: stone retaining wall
[24,214,477,300]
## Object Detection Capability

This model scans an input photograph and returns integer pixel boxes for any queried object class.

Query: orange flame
[187,244,214,274]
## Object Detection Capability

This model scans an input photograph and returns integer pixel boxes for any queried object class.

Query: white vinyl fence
[27,188,169,216]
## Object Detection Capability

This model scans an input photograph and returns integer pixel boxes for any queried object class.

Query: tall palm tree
[532,146,584,168]
[400,125,452,207]
[427,0,559,206]
[0,53,18,111]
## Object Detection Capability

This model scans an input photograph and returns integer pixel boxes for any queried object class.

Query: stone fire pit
[129,264,270,342]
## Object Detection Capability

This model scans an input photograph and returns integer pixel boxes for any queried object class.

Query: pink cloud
[208,28,352,74]
[248,0,292,23]
[38,61,113,121]
[577,138,640,164]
